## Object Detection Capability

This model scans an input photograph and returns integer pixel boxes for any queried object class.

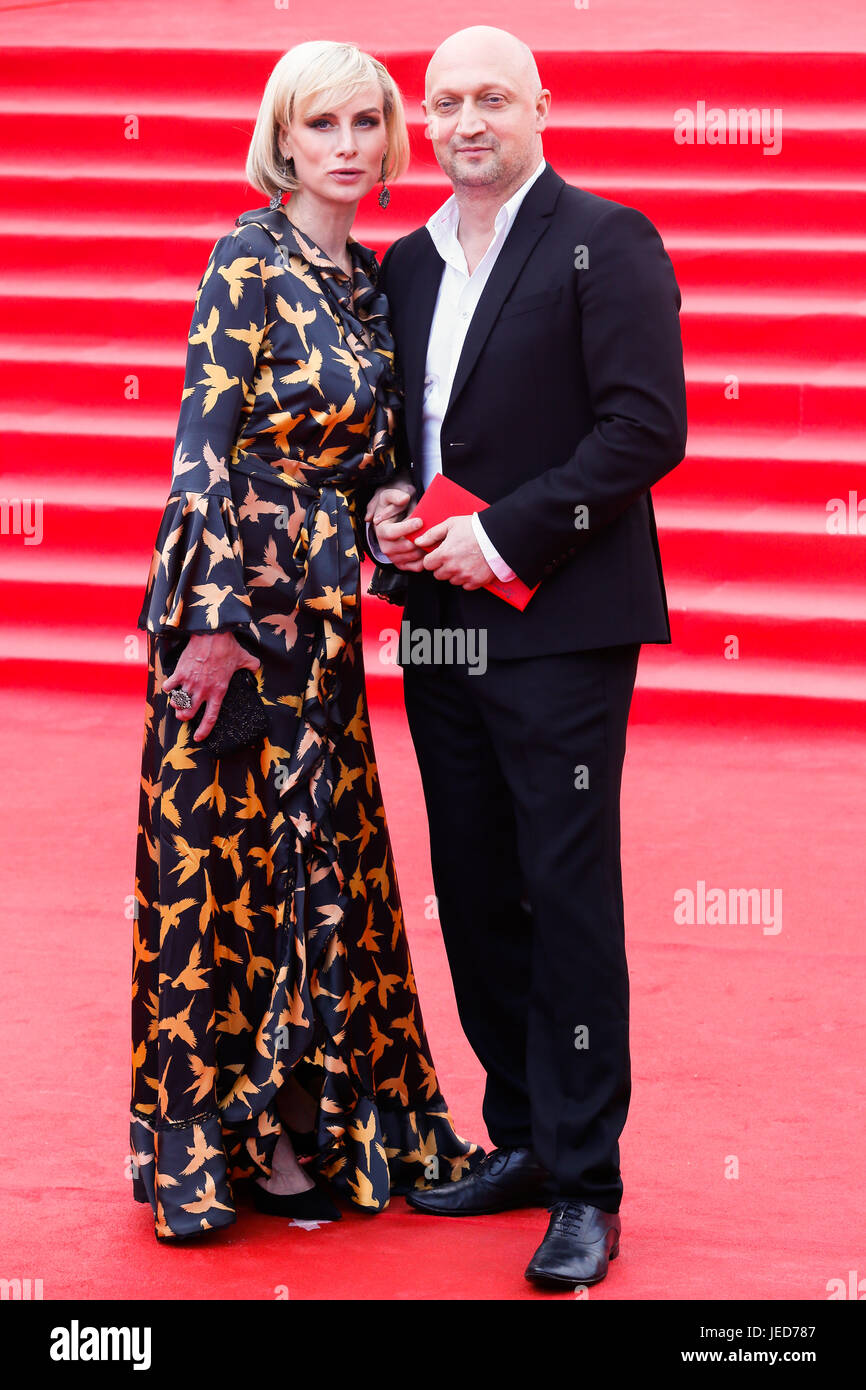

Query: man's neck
[451,156,542,273]
[450,154,542,240]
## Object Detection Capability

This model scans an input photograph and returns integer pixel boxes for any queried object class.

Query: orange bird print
[130,206,484,1240]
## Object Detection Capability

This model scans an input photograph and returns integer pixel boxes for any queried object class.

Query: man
[364,25,687,1288]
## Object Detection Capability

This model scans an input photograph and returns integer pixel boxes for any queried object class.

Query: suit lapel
[400,164,565,468]
[444,163,563,422]
[400,244,444,469]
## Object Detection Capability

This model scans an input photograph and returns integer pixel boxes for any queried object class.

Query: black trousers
[400,586,640,1214]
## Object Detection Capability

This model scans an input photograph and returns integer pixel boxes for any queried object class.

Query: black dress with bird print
[130,204,483,1239]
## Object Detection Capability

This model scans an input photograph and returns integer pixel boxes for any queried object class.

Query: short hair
[246,41,411,199]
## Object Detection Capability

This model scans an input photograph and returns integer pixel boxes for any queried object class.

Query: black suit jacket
[369,160,688,658]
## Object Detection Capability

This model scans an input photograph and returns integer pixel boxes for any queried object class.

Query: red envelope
[409,472,539,612]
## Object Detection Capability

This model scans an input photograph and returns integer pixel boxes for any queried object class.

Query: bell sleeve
[137,229,267,638]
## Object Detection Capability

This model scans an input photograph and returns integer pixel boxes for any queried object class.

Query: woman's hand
[365,479,427,572]
[162,631,261,742]
[365,478,416,527]
[374,512,428,571]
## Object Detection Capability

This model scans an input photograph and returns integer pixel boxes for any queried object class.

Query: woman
[130,40,483,1241]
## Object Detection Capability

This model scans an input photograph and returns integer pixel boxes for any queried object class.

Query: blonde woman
[130,41,482,1241]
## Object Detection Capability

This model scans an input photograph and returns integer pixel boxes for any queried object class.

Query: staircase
[1,45,864,723]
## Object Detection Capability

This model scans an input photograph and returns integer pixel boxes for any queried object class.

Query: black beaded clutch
[160,635,270,756]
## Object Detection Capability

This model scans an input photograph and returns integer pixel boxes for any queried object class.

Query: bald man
[365,26,687,1289]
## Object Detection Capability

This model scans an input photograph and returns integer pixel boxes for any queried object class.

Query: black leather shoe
[525,1200,620,1287]
[405,1146,557,1216]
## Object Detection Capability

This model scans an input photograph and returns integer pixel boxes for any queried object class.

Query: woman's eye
[310,117,380,129]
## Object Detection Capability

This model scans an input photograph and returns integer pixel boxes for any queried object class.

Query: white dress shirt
[369,156,547,581]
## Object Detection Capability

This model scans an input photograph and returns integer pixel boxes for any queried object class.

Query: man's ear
[535,89,552,131]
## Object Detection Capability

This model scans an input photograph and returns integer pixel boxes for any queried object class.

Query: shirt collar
[426,156,547,264]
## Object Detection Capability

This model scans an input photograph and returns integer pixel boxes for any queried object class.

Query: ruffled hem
[130,1098,484,1239]
[313,1093,484,1208]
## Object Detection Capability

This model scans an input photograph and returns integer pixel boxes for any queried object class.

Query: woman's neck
[280,195,356,275]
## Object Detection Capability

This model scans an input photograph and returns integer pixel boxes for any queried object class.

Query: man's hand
[413,515,496,589]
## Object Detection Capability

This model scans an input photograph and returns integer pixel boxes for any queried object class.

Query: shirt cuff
[471,512,517,582]
[366,520,393,566]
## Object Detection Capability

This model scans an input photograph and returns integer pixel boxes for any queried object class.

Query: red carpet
[1,0,864,1302]
[1,682,864,1299]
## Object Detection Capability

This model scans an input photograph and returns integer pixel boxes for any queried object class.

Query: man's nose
[455,100,485,136]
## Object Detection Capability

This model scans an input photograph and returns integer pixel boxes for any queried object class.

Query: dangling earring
[270,155,292,210]
[378,153,390,209]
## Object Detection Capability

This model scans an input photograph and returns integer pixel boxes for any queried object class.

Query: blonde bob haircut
[246,41,410,199]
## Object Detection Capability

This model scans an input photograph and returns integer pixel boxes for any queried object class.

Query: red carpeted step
[6,344,865,444]
[8,225,866,305]
[655,428,866,509]
[3,620,864,736]
[6,45,866,105]
[8,167,866,241]
[5,109,865,184]
[9,271,862,366]
[2,38,864,721]
[6,411,864,508]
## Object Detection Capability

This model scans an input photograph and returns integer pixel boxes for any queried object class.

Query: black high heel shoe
[286,1127,318,1158]
[251,1179,341,1222]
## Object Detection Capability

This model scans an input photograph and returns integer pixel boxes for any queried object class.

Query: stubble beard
[441,144,506,190]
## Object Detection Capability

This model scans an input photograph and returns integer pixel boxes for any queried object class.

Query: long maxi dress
[130,204,483,1240]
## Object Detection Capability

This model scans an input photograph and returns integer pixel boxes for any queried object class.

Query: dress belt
[229,452,361,627]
